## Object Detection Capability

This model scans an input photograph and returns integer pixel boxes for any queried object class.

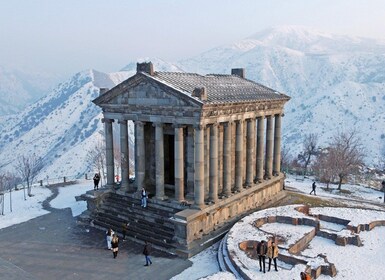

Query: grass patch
[279,193,343,207]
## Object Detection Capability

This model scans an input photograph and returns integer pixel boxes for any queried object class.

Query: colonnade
[102,113,283,208]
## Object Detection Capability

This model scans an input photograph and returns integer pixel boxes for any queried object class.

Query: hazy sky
[1,0,384,76]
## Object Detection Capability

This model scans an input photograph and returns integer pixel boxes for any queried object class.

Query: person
[122,222,129,241]
[256,240,267,273]
[106,228,114,250]
[111,234,119,258]
[143,241,152,266]
[141,187,148,208]
[300,271,312,280]
[93,173,100,190]
[267,240,279,271]
[310,181,316,195]
[115,174,120,183]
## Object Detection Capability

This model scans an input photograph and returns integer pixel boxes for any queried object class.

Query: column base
[155,195,168,201]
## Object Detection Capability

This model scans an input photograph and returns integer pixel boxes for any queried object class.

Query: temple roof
[148,71,290,104]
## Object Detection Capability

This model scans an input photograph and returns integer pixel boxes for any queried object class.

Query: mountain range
[1,26,384,180]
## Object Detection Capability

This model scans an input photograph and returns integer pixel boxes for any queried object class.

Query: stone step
[221,234,241,279]
[94,211,175,238]
[98,204,175,230]
[108,192,180,214]
[92,219,177,251]
[217,237,227,272]
[101,200,174,221]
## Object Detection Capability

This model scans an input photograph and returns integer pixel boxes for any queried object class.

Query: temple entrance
[164,134,175,185]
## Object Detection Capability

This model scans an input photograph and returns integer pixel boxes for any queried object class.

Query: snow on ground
[285,175,385,204]
[49,180,91,216]
[303,226,385,280]
[0,185,51,229]
[225,203,385,280]
[2,175,385,280]
[171,242,221,280]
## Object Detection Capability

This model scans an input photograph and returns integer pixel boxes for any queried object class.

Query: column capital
[223,121,233,127]
[101,118,114,124]
[193,124,206,130]
[118,119,128,124]
[153,122,164,128]
[134,120,145,127]
[209,123,219,128]
[172,123,186,129]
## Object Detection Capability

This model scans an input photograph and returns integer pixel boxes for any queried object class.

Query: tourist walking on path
[257,240,267,273]
[143,241,152,266]
[267,241,279,272]
[310,181,316,195]
[141,187,148,208]
[93,173,100,190]
[111,234,119,258]
[106,228,114,250]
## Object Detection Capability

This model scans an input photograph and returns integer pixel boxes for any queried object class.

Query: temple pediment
[93,73,202,109]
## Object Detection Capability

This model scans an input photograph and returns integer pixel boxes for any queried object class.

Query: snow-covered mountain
[1,26,384,180]
[180,26,385,164]
[0,65,61,116]
[0,69,132,178]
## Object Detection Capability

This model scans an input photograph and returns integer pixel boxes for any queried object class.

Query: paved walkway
[0,185,192,280]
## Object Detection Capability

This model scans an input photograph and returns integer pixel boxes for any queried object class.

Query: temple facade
[92,62,290,256]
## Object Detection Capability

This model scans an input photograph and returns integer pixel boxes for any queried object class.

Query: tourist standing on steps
[122,222,129,241]
[267,240,279,271]
[93,173,100,190]
[111,234,119,258]
[310,181,316,195]
[106,228,114,250]
[143,241,152,266]
[257,240,267,273]
[141,187,148,208]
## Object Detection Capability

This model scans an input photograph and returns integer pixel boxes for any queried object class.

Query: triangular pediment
[93,73,202,108]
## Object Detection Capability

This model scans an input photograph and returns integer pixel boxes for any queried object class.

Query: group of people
[256,240,312,279]
[256,240,279,273]
[105,227,152,266]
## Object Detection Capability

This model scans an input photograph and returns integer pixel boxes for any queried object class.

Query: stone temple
[87,62,290,257]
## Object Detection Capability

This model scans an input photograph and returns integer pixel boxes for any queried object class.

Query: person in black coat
[257,240,267,273]
[310,181,316,195]
[93,173,100,190]
[143,241,152,266]
[111,234,119,258]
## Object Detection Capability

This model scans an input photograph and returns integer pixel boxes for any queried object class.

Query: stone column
[235,120,244,192]
[265,115,274,179]
[273,114,282,176]
[209,123,218,203]
[218,124,223,194]
[222,121,232,197]
[119,119,129,191]
[154,122,165,200]
[186,126,195,196]
[256,117,264,182]
[174,125,184,202]
[135,121,145,191]
[102,118,115,187]
[204,126,210,200]
[246,118,255,186]
[194,124,205,207]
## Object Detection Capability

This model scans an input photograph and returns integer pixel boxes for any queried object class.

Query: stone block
[335,236,347,246]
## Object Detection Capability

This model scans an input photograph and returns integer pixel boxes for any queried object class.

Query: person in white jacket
[106,228,114,250]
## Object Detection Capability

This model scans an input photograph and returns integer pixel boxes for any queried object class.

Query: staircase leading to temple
[88,191,182,253]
